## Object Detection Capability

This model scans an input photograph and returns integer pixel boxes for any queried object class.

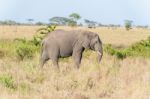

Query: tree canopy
[84,19,97,28]
[69,13,81,21]
[50,17,70,25]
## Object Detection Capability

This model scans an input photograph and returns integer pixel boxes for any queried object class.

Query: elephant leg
[51,58,59,69]
[72,48,84,69]
[50,50,59,70]
[73,54,81,69]
[39,52,49,68]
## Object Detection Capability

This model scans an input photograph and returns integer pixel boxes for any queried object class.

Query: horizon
[0,0,150,25]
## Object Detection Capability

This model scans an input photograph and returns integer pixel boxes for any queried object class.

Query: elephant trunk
[95,45,103,63]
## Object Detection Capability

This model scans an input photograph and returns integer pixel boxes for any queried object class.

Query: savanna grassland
[0,25,150,99]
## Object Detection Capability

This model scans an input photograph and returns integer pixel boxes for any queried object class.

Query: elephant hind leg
[39,52,49,68]
[51,58,59,69]
[50,51,60,70]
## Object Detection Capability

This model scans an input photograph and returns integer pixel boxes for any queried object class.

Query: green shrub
[104,44,116,55]
[14,38,28,44]
[16,43,38,60]
[15,25,56,60]
[104,37,150,59]
[115,51,126,59]
[0,74,16,90]
[30,36,42,46]
[33,25,56,46]
[0,25,56,60]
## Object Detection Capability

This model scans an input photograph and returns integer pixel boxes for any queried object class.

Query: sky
[0,0,150,25]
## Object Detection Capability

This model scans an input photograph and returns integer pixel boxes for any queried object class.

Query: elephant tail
[40,40,44,58]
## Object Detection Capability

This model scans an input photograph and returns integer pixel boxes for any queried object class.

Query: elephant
[40,29,103,69]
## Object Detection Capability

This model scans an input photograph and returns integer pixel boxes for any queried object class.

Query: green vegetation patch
[0,74,17,90]
[104,37,150,59]
[0,25,55,60]
[15,40,39,60]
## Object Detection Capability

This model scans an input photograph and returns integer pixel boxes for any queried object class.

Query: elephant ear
[80,33,91,49]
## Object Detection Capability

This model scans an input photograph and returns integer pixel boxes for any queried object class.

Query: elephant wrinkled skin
[40,29,103,69]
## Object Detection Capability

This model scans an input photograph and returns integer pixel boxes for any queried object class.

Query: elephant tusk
[97,51,102,56]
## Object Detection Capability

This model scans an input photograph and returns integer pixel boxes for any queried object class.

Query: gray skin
[40,29,103,69]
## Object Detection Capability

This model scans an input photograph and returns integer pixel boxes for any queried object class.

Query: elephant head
[80,31,103,63]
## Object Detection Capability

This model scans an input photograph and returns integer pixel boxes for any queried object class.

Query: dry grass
[0,25,44,40]
[0,53,150,99]
[0,25,150,99]
[1,26,150,46]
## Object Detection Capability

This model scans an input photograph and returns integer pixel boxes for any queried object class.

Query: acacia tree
[49,13,81,27]
[69,13,81,21]
[69,13,81,26]
[124,20,133,30]
[49,17,70,25]
[27,19,34,25]
[84,19,97,28]
[67,20,77,27]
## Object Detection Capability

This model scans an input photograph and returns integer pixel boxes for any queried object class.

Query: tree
[136,25,148,29]
[35,22,45,26]
[0,20,17,25]
[69,13,81,26]
[84,19,97,28]
[49,17,70,25]
[69,13,81,21]
[124,20,133,30]
[67,20,77,27]
[27,19,34,25]
[49,13,81,27]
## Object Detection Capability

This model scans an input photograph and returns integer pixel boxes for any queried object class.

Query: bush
[0,74,16,90]
[16,42,38,60]
[34,25,56,46]
[15,25,56,60]
[115,51,127,59]
[104,37,150,59]
[104,44,116,55]
[124,20,133,30]
[104,44,127,59]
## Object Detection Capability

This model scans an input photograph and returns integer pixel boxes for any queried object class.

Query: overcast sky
[0,0,150,25]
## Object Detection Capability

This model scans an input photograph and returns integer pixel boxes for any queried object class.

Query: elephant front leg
[73,54,81,69]
[72,48,84,69]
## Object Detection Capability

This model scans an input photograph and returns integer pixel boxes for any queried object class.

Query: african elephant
[40,29,103,69]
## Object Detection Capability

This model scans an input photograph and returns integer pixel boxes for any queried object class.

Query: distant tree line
[0,13,149,30]
[0,20,20,25]
[0,19,48,26]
